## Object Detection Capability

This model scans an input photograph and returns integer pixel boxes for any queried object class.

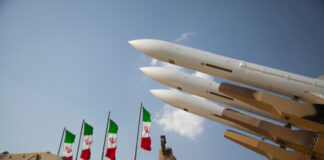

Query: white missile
[140,67,279,121]
[151,89,324,155]
[150,89,256,135]
[130,39,324,103]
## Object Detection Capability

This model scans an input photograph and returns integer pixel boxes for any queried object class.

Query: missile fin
[222,109,317,154]
[224,130,309,160]
[219,82,324,132]
[313,134,324,159]
[302,91,324,104]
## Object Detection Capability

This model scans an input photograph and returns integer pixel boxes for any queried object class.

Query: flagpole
[101,111,111,160]
[57,127,66,156]
[75,119,85,160]
[134,102,143,160]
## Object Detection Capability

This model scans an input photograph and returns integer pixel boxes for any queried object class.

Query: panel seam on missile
[209,91,234,100]
[205,63,232,73]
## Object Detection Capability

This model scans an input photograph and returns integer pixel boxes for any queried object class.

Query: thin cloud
[155,104,204,140]
[176,32,195,42]
[160,61,184,71]
[150,58,158,66]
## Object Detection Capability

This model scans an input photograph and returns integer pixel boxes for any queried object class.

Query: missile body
[149,89,256,135]
[151,89,324,157]
[129,39,324,103]
[140,67,278,121]
[219,82,324,133]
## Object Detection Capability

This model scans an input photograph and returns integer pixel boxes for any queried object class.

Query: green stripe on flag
[64,130,76,143]
[109,120,118,134]
[84,122,93,135]
[142,107,151,122]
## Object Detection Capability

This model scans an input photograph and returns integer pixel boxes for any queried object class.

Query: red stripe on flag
[106,147,117,160]
[141,137,151,151]
[63,156,73,160]
[80,148,91,160]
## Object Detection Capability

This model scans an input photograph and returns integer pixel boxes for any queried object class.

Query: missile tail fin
[224,130,308,160]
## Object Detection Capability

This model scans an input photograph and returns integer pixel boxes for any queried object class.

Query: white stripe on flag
[142,122,151,138]
[62,143,74,157]
[82,135,93,150]
[107,134,117,148]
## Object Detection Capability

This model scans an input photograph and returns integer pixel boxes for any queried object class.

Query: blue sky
[0,0,323,159]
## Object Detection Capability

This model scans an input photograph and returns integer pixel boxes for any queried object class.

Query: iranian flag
[141,107,151,151]
[106,120,118,160]
[62,130,76,160]
[80,123,93,160]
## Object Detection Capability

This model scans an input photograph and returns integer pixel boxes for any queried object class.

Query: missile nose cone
[149,89,161,97]
[139,67,152,75]
[150,89,165,97]
[139,67,168,81]
[140,67,184,90]
[128,39,155,54]
[139,67,158,78]
[129,39,168,59]
[128,40,142,49]
[150,89,173,101]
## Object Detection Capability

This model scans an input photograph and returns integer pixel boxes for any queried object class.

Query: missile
[224,130,309,160]
[149,89,256,135]
[151,89,324,157]
[140,67,278,121]
[129,39,324,104]
[219,82,324,133]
